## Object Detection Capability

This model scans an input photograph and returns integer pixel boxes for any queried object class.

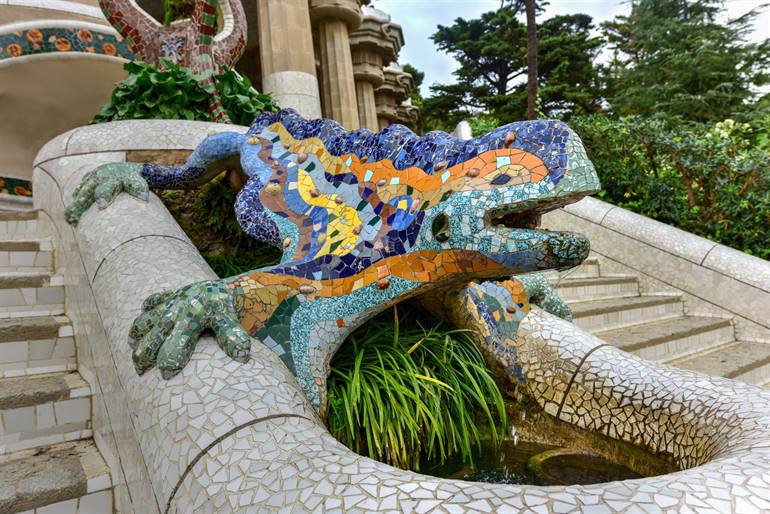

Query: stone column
[375,64,413,129]
[310,0,363,130]
[355,80,379,130]
[257,0,322,118]
[349,6,402,131]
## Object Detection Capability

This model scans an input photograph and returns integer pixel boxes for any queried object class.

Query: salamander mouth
[487,206,542,230]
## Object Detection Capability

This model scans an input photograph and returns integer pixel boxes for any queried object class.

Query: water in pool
[421,439,643,486]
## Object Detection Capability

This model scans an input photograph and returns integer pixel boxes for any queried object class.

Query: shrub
[572,115,770,259]
[327,304,508,471]
[162,0,194,25]
[92,59,279,125]
[160,174,281,278]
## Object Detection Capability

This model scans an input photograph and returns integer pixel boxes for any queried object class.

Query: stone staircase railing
[543,196,770,343]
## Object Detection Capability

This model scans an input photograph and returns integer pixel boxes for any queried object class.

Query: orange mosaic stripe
[232,250,509,299]
[267,123,549,194]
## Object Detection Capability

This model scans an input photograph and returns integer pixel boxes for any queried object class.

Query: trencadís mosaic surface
[39,119,770,512]
[0,176,32,197]
[65,109,600,413]
[0,27,133,61]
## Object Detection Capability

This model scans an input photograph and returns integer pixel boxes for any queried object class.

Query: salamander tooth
[297,152,309,164]
[299,285,316,295]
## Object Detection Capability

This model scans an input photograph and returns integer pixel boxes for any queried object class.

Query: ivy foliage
[92,59,279,124]
[162,0,194,25]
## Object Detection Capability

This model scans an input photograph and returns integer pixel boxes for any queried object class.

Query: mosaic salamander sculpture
[65,109,600,414]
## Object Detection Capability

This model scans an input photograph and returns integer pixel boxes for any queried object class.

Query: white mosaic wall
[33,121,770,513]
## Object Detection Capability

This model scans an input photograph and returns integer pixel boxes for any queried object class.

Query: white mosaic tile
[30,121,770,513]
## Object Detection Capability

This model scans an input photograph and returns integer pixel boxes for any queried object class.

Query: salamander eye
[491,173,512,185]
[431,213,450,243]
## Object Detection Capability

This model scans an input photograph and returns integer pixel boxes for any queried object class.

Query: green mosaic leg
[517,272,573,321]
[129,280,251,379]
[65,162,148,225]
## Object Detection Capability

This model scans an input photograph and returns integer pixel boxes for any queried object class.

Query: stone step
[555,275,639,301]
[0,273,64,318]
[570,294,683,333]
[672,341,770,386]
[0,439,111,514]
[564,257,600,278]
[0,239,53,272]
[0,212,38,241]
[0,316,76,378]
[0,372,91,454]
[595,316,734,363]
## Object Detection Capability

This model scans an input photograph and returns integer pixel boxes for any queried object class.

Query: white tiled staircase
[0,211,112,514]
[555,257,770,387]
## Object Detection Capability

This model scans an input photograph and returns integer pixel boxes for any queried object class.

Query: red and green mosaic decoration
[0,176,32,197]
[97,0,246,123]
[0,27,134,61]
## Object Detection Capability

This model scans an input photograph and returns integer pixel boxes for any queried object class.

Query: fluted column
[375,64,410,129]
[310,0,363,129]
[349,5,401,131]
[355,80,379,130]
[257,0,322,118]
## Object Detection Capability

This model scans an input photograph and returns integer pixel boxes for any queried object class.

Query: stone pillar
[310,0,363,129]
[349,5,402,131]
[355,80,379,130]
[257,0,322,118]
[375,64,412,129]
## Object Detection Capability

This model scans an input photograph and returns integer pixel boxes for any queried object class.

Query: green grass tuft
[327,303,508,471]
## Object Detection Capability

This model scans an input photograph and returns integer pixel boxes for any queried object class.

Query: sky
[371,0,770,96]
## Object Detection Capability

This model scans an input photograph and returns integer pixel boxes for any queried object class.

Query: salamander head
[413,120,600,277]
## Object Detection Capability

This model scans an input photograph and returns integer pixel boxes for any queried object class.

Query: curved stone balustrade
[0,19,129,181]
[33,120,770,513]
[543,196,770,342]
[0,0,107,24]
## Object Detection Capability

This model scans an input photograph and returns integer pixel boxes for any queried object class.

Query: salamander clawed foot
[128,280,252,379]
[65,162,149,225]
